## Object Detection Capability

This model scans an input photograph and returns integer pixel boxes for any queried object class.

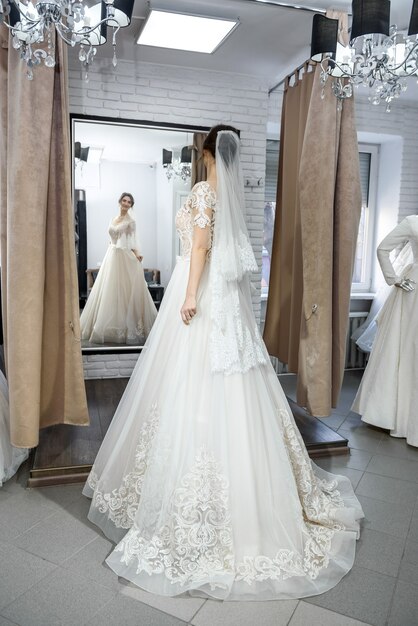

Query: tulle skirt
[352,261,418,447]
[0,371,28,487]
[80,246,157,345]
[83,257,364,600]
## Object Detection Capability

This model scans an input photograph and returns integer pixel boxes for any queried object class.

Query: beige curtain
[191,132,207,186]
[264,12,361,417]
[0,29,89,448]
[263,68,315,371]
[298,11,361,416]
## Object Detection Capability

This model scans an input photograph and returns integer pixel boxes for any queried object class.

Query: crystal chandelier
[310,0,418,111]
[162,147,192,182]
[0,0,134,80]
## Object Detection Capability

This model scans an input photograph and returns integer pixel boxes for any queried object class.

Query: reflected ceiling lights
[310,0,418,111]
[0,0,134,80]
[137,9,239,54]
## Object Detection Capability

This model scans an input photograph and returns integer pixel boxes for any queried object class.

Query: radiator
[345,312,368,369]
[270,357,288,375]
[269,312,369,374]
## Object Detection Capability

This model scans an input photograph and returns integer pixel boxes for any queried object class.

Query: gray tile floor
[1,370,418,626]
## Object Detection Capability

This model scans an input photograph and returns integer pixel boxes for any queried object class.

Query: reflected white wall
[155,162,174,287]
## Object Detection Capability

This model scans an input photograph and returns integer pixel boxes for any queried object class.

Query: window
[262,139,279,297]
[352,144,379,292]
[262,140,379,296]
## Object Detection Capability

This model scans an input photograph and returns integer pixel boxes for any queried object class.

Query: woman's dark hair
[203,124,240,160]
[118,192,135,207]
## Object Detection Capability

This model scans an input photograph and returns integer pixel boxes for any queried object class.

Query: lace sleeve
[190,182,216,228]
[190,182,216,249]
[377,217,413,285]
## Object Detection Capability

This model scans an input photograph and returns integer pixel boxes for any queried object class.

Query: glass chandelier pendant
[162,146,192,182]
[164,160,192,182]
[310,0,418,111]
[0,0,134,78]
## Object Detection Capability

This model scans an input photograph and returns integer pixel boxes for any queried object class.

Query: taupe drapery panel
[263,70,315,372]
[191,132,207,187]
[297,66,361,416]
[264,11,361,417]
[0,29,89,448]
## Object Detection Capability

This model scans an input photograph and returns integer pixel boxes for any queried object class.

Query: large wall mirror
[71,116,209,353]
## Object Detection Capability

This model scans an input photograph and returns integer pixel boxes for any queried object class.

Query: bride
[80,192,157,345]
[83,125,363,600]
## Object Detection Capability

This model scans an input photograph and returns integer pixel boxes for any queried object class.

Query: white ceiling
[78,0,417,94]
[74,121,194,162]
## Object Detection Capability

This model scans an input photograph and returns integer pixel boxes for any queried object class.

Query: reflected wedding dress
[0,371,28,487]
[80,215,157,344]
[352,215,418,447]
[84,133,363,600]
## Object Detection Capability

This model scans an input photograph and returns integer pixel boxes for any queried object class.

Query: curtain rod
[231,0,327,15]
[250,2,352,94]
[269,59,315,94]
[236,1,328,94]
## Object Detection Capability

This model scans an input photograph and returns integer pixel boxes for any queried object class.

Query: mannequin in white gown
[80,193,157,345]
[0,370,28,487]
[83,126,363,600]
[352,241,414,353]
[352,215,418,447]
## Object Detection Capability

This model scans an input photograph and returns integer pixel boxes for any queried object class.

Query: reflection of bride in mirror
[80,192,157,344]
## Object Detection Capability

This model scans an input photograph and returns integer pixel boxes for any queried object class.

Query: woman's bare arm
[181,215,212,325]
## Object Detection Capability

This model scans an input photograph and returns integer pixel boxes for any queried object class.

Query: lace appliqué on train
[87,404,159,529]
[114,448,235,586]
[112,447,340,586]
[235,524,336,583]
[89,320,146,345]
[279,409,345,527]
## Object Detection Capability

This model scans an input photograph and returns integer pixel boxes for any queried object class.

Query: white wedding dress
[352,241,414,353]
[83,175,363,600]
[352,215,418,447]
[80,216,157,344]
[0,371,28,487]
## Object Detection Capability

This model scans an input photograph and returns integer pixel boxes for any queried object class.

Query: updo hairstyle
[202,124,240,165]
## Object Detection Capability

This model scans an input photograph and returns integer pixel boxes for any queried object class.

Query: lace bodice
[108,216,138,251]
[377,215,418,285]
[175,182,217,260]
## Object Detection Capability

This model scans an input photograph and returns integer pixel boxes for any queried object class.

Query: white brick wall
[83,353,140,379]
[69,57,269,378]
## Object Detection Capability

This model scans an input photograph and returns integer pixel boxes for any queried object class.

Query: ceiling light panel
[137,10,239,53]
